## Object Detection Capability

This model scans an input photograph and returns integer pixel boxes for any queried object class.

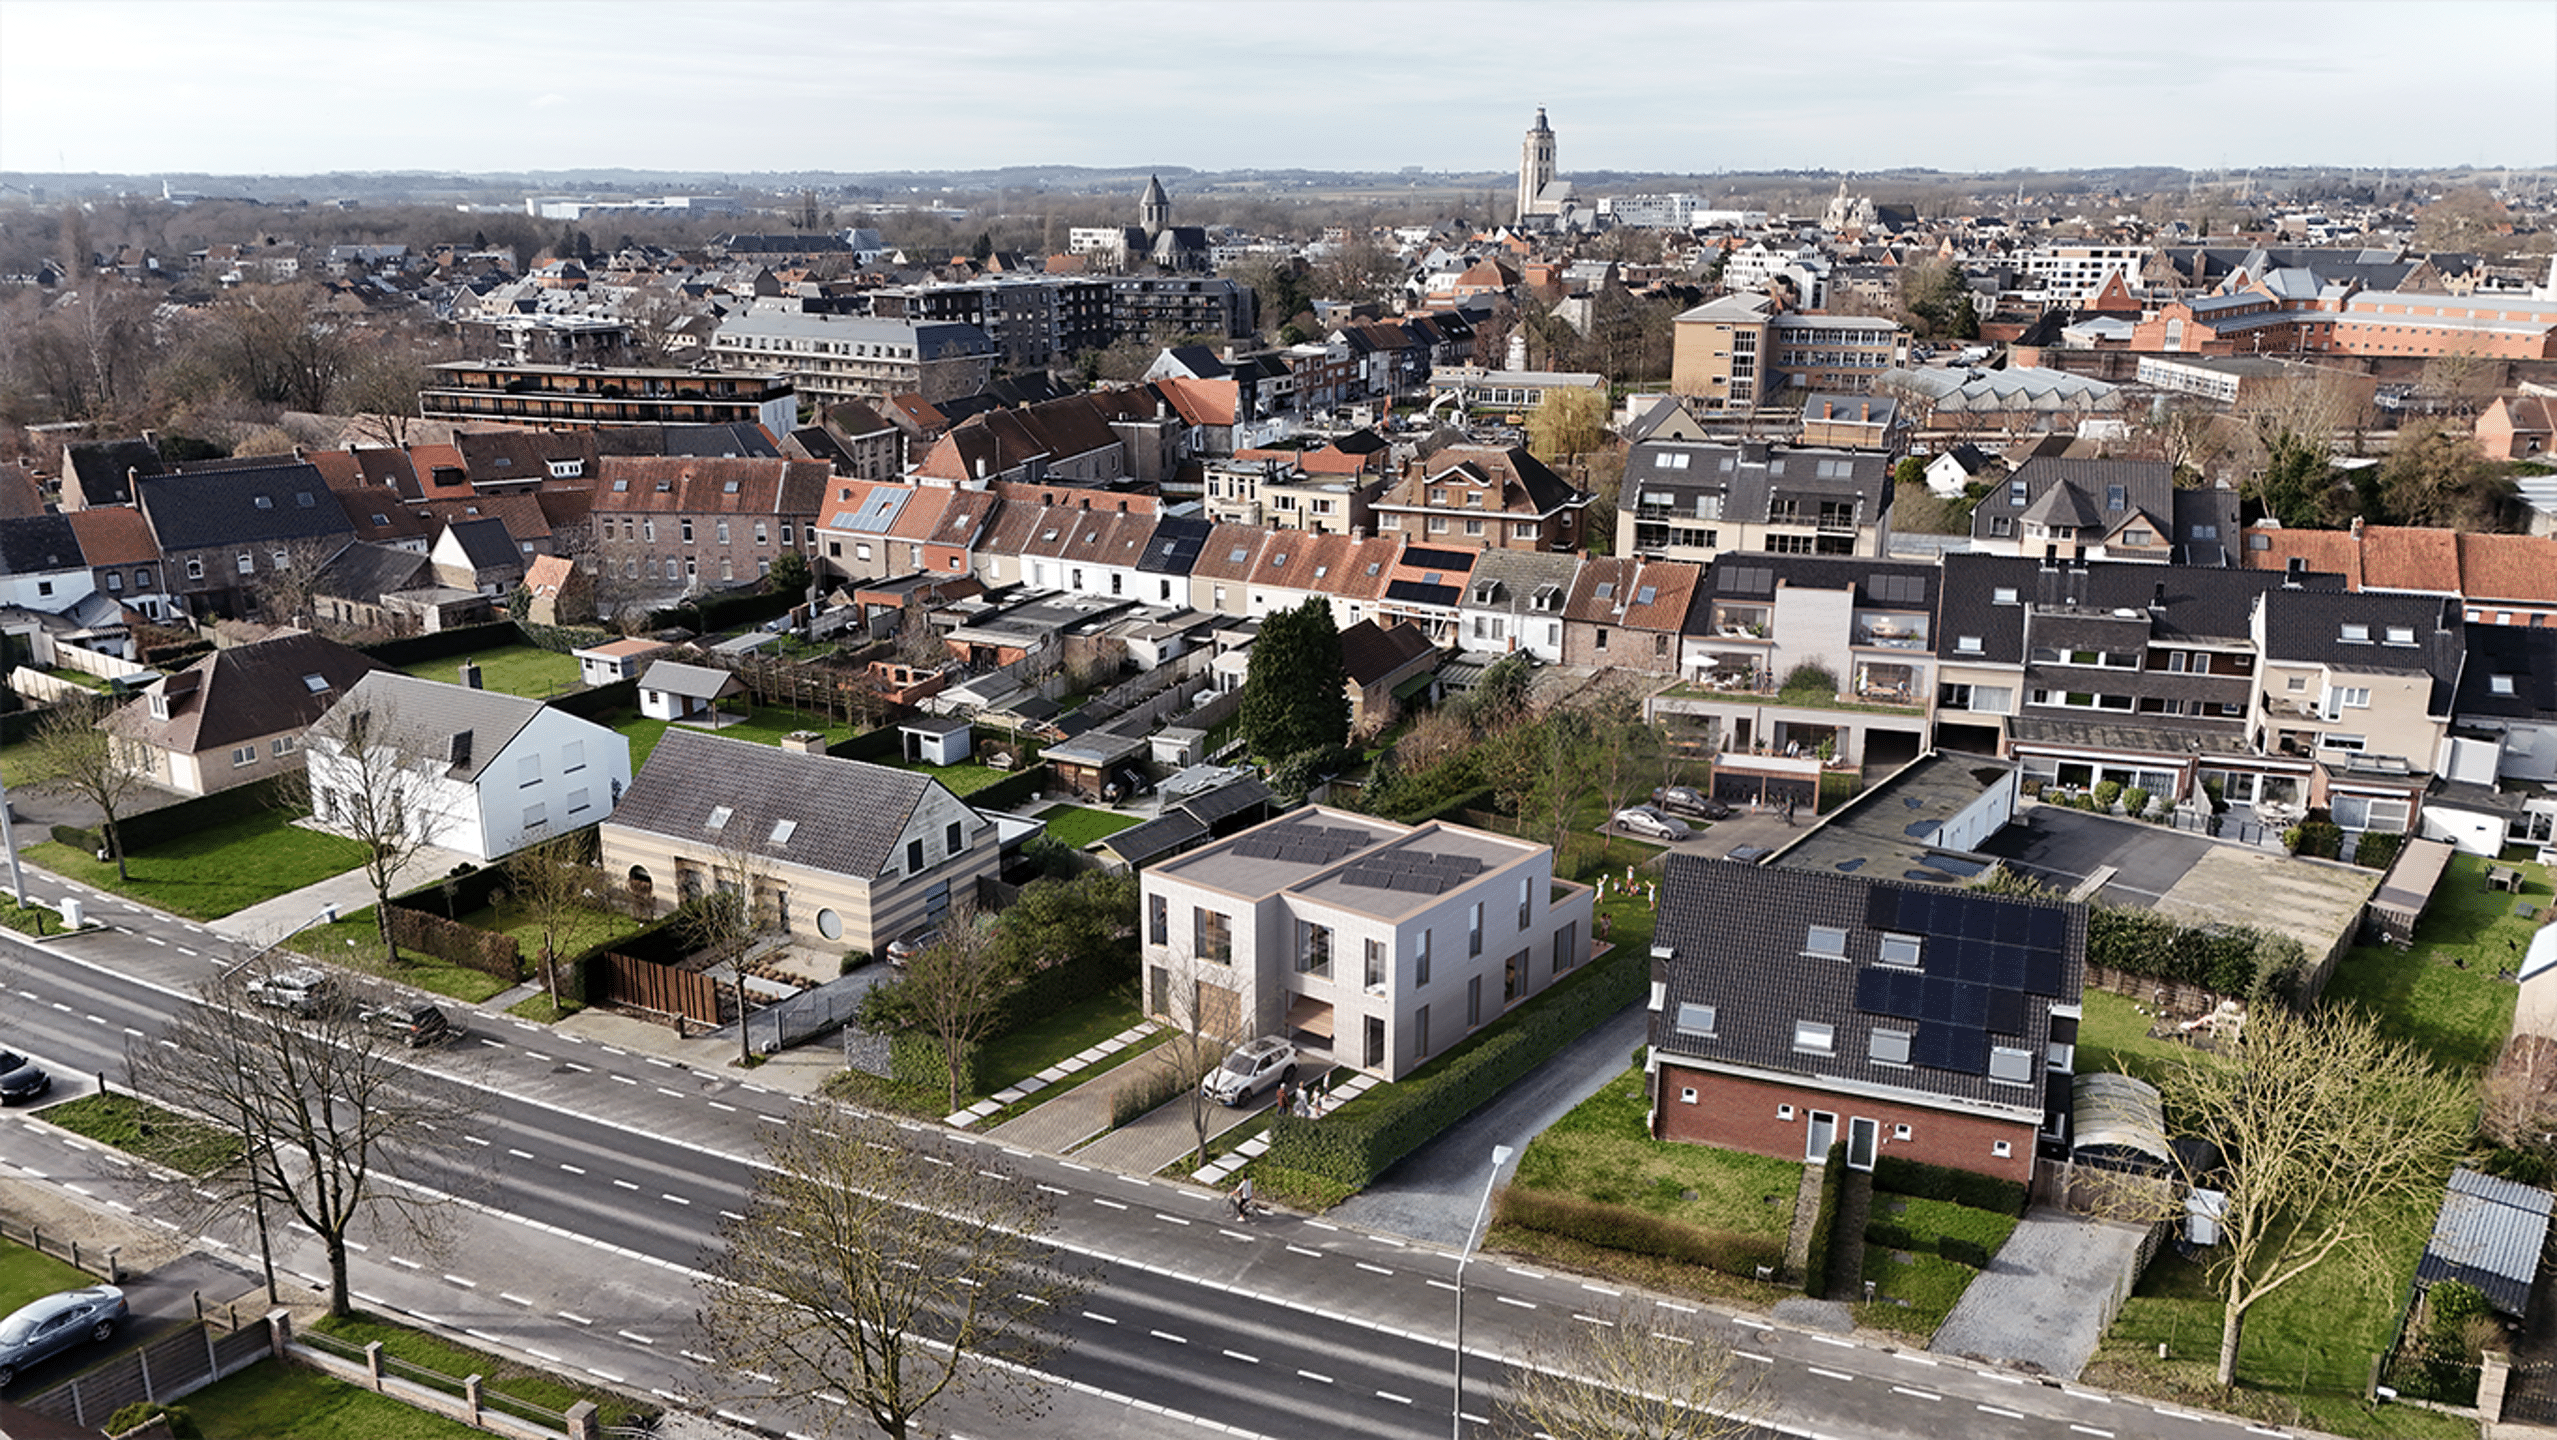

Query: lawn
[26,808,367,921]
[1041,805,1141,850]
[0,1237,95,1312]
[311,1312,656,1430]
[901,758,1015,797]
[2322,851,2534,1074]
[41,1092,239,1176]
[1507,1066,1800,1243]
[833,986,1150,1119]
[2076,987,2198,1084]
[398,643,580,700]
[2084,1201,2460,1440]
[183,1359,494,1440]
[599,705,852,771]
[1856,1193,2019,1338]
[287,907,518,1004]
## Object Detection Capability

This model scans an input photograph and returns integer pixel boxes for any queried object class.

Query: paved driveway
[1327,1000,1649,1248]
[1928,1206,2152,1378]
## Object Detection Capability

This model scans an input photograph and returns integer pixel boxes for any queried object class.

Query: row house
[1202,455,1384,535]
[1559,557,1701,674]
[1457,549,1582,663]
[2242,522,2557,628]
[2252,587,2466,837]
[1620,440,1894,561]
[64,506,178,622]
[1370,445,1588,553]
[1240,531,1401,632]
[1373,544,1477,645]
[2439,625,2557,856]
[815,479,1001,585]
[974,504,1159,601]
[132,463,357,619]
[588,456,828,593]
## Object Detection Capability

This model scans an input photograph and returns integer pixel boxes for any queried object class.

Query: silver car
[1201,1036,1298,1107]
[1612,806,1691,842]
[0,1284,126,1387]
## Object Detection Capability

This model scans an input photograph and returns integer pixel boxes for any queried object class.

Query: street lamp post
[1452,1143,1514,1440]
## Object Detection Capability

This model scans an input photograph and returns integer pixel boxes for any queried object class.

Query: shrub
[386,907,522,979]
[2092,780,2123,810]
[2122,786,2150,818]
[2354,830,2406,870]
[1940,1236,1994,1269]
[1497,1187,1783,1278]
[2076,790,2101,812]
[1263,944,1646,1191]
[889,1029,981,1094]
[2476,1148,2551,1185]
[1108,1058,1197,1128]
[1804,1142,1846,1297]
[1865,1218,1915,1250]
[2292,817,2344,859]
[1778,662,1838,699]
[106,1403,201,1439]
[1872,1154,2028,1216]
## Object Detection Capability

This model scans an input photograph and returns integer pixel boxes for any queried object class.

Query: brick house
[590,456,827,595]
[1370,445,1588,553]
[132,463,357,619]
[1559,556,1700,673]
[1647,859,2085,1184]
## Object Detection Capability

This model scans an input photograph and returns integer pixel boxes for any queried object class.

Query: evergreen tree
[1237,598,1349,761]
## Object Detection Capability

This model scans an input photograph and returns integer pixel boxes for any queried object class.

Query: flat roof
[1773,752,2019,884]
[1156,808,1542,919]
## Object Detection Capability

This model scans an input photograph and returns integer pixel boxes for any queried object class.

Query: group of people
[1227,1072,1340,1223]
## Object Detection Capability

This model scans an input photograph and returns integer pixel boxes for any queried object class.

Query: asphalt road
[0,863,2305,1440]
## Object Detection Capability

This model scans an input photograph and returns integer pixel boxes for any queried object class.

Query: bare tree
[507,829,602,1015]
[26,694,153,881]
[898,903,1017,1113]
[1143,940,1251,1172]
[293,695,467,965]
[126,960,484,1317]
[678,825,783,1068]
[695,1114,1093,1440]
[2159,1006,2472,1387]
[1499,1302,1767,1440]
[248,535,351,631]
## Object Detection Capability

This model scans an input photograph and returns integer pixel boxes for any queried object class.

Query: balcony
[1294,949,1333,981]
[1853,619,1928,650]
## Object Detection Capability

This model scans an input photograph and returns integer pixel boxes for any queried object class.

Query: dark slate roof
[2172,487,2240,568]
[2257,588,2465,713]
[1651,857,2086,1111]
[610,726,946,878]
[1338,620,1438,687]
[1970,457,2175,545]
[2456,623,2557,720]
[108,632,386,754]
[1935,554,2346,666]
[62,437,166,506]
[1137,516,1214,576]
[1099,810,1209,868]
[442,516,521,573]
[2417,1167,2552,1318]
[314,541,432,602]
[1178,775,1272,827]
[330,671,550,782]
[656,422,781,460]
[1623,440,1890,528]
[0,513,86,576]
[134,464,354,550]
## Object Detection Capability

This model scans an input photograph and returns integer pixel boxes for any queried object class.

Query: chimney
[458,660,483,689]
[142,429,159,450]
[2350,516,2364,538]
[780,730,829,755]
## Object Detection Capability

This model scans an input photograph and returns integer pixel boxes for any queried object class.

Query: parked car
[245,967,331,1015]
[1201,1036,1298,1107]
[359,1003,452,1049]
[0,1050,51,1105]
[1724,843,1775,864]
[1611,806,1691,842]
[1652,786,1733,821]
[885,929,941,966]
[0,1284,126,1387]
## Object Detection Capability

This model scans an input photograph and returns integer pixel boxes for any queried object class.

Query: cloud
[529,92,569,109]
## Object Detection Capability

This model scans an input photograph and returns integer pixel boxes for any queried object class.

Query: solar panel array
[1230,821,1378,868]
[1849,887,2069,1078]
[1339,847,1488,897]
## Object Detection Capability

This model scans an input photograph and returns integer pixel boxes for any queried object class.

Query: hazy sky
[3,0,2551,178]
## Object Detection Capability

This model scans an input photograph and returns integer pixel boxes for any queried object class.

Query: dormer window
[149,692,170,721]
[1805,926,1848,958]
[1674,1003,1716,1038]
[2383,626,2416,646]
[1956,635,1984,654]
[1992,587,2019,605]
[706,805,733,832]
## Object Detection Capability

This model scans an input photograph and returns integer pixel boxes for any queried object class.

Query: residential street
[0,859,2320,1440]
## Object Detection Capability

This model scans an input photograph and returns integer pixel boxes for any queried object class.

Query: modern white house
[1138,808,1593,1082]
[304,672,633,862]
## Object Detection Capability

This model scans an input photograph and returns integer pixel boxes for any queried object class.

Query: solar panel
[1985,987,2028,1035]
[1962,898,2001,941]
[1988,943,2030,990]
[1993,904,2034,945]
[2027,907,2067,951]
[2023,948,2066,998]
[1855,967,1927,1020]
[1912,1023,1988,1075]
[1921,977,1990,1028]
[1941,942,1996,986]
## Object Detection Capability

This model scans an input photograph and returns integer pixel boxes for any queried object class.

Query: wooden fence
[589,952,722,1026]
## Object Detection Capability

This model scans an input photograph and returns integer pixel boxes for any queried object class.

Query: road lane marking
[1896,1353,1940,1367]
[1650,1331,1693,1345]
[656,1088,684,1098]
[1298,1369,1333,1384]
[508,1149,534,1159]
[1580,1282,1620,1295]
[1286,1245,1321,1258]
[1571,1313,1615,1327]
[1657,1301,1696,1313]
[1495,1296,1536,1309]
[388,1256,422,1270]
[1037,1184,1069,1196]
[1739,1351,1773,1364]
[610,1074,637,1085]
[707,1102,736,1112]
[1154,1213,1191,1226]
[661,1193,691,1205]
[613,1179,639,1190]
[562,1062,591,1072]
[1427,1279,1459,1292]
[1223,1349,1259,1363]
[559,1164,585,1175]
[462,1135,489,1146]
[1149,1329,1187,1344]
[1082,1311,1117,1324]
[1978,1404,2024,1419]
[559,1311,592,1326]
[1092,1198,1127,1210]
[1377,1390,1412,1405]
[618,1329,655,1345]
[1892,1385,1941,1401]
[442,1274,477,1288]
[2069,1428,2113,1439]
[1356,1262,1393,1276]
[500,1293,533,1307]
[1810,1334,1855,1348]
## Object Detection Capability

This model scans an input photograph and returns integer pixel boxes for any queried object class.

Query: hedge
[2083,905,2304,1001]
[650,587,793,635]
[967,763,1052,813]
[889,1030,983,1094]
[390,860,512,918]
[514,620,617,656]
[1872,1154,2029,1217]
[2354,830,2406,870]
[49,773,298,855]
[388,907,522,980]
[546,677,637,722]
[356,621,521,669]
[1262,941,1647,1191]
[829,725,904,763]
[1804,1142,1846,1296]
[1496,1186,1782,1279]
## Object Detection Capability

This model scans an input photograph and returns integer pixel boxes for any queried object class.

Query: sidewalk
[208,838,480,948]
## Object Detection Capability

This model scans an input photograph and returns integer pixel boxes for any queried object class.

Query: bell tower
[1517,108,1556,225]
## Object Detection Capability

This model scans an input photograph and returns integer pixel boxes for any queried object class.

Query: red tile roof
[65,505,161,566]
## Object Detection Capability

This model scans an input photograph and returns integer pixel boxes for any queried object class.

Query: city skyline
[2,0,2552,182]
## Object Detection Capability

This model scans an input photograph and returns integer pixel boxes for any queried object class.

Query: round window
[816,908,844,942]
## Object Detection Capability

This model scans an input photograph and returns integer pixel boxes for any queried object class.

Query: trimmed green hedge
[388,907,521,980]
[651,587,793,634]
[2081,905,2304,1001]
[49,773,297,855]
[357,621,521,668]
[1872,1154,2028,1217]
[547,677,637,721]
[515,620,616,655]
[1262,941,1647,1191]
[1497,1186,1782,1278]
[968,763,1052,813]
[829,725,904,763]
[1804,1142,1845,1297]
[890,1030,983,1093]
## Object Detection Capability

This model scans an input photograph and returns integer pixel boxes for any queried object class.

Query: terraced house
[589,456,827,594]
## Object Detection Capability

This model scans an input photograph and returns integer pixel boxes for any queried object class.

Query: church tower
[1517,108,1556,225]
[1139,174,1172,237]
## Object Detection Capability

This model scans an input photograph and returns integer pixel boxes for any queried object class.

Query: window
[2384,626,2416,646]
[1517,875,1533,931]
[717,520,731,545]
[1778,1104,1796,1121]
[1988,1046,2036,1084]
[1991,586,2019,606]
[1804,926,1847,958]
[137,568,153,588]
[1365,938,1386,992]
[522,802,547,831]
[562,739,585,773]
[1679,1087,1698,1105]
[566,787,590,816]
[231,744,258,767]
[1196,908,1231,964]
[1991,1140,2013,1158]
[946,820,964,856]
[2333,686,2371,710]
[1468,975,1482,1028]
[186,558,203,580]
[517,754,541,788]
[754,522,767,546]
[1595,627,1609,651]
[1878,934,1921,967]
[34,580,49,597]
[1415,928,1431,986]
[237,553,255,575]
[270,736,295,757]
[2489,675,2516,696]
[1793,1020,1835,1055]
[1869,1027,1912,1065]
[681,519,695,543]
[1552,921,1577,974]
[1675,1002,1717,1037]
[1956,635,1983,654]
[1468,903,1483,957]
[1149,894,1168,945]
[1504,951,1523,1004]
[906,837,925,873]
[643,520,655,543]
[2339,623,2370,643]
[1415,1004,1430,1060]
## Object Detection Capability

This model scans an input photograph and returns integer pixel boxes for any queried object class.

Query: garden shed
[2364,837,2456,947]
[2416,1166,2552,1318]
[638,660,744,724]
[899,716,972,766]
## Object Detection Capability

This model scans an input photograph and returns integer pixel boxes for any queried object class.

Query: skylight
[301,674,329,693]
[706,805,733,831]
[1805,926,1847,958]
[1228,547,1248,563]
[770,819,797,845]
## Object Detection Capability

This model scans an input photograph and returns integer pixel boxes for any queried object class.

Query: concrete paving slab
[1929,1205,2150,1378]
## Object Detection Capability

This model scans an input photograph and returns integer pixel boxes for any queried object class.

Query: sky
[3,0,2552,180]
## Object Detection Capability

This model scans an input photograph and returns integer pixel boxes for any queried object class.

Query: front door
[1846,1117,1879,1171]
[1806,1110,1837,1161]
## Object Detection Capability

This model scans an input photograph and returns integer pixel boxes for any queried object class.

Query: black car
[1653,786,1734,821]
[0,1050,51,1105]
[358,1003,451,1048]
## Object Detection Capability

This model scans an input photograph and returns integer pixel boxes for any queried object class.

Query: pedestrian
[1232,1174,1256,1223]
[1275,1079,1292,1116]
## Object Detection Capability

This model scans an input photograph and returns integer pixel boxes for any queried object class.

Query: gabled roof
[1190,523,1274,583]
[2457,533,2557,606]
[0,513,87,576]
[455,429,598,486]
[1376,444,1582,519]
[609,726,953,880]
[1976,457,2173,545]
[64,506,162,567]
[313,541,432,602]
[439,517,521,573]
[108,632,387,753]
[2257,588,2466,712]
[1337,620,1438,687]
[592,457,829,517]
[62,437,167,506]
[1137,516,1214,576]
[325,670,555,782]
[2455,622,2557,719]
[1462,547,1584,615]
[639,660,742,701]
[134,465,355,551]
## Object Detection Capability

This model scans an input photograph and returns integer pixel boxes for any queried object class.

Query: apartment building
[710,310,998,405]
[1619,440,1894,561]
[417,362,797,435]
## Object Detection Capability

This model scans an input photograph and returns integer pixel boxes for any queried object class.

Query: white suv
[1201,1036,1299,1107]
[245,967,331,1015]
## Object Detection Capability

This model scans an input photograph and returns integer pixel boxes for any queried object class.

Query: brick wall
[1652,1061,2037,1186]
